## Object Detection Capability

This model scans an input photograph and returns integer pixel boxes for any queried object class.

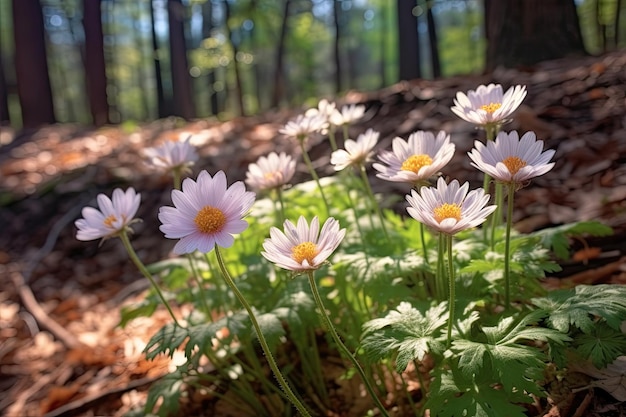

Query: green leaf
[119,299,157,328]
[573,322,626,368]
[144,323,188,360]
[532,284,626,333]
[529,221,613,260]
[144,373,184,417]
[361,302,447,372]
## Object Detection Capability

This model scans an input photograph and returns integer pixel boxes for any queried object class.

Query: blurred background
[0,0,624,130]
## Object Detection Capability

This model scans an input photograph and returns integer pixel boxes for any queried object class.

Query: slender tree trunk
[425,0,441,78]
[224,0,245,116]
[379,2,388,88]
[150,0,168,118]
[201,0,219,115]
[333,0,342,93]
[485,0,586,71]
[248,0,262,111]
[0,53,10,125]
[83,0,110,126]
[12,0,56,127]
[397,0,421,80]
[168,0,195,119]
[615,0,622,48]
[271,0,291,108]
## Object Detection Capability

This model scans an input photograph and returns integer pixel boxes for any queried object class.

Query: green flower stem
[329,125,338,152]
[436,233,445,302]
[275,187,286,226]
[483,124,497,242]
[445,234,455,348]
[172,168,182,191]
[419,221,430,266]
[343,178,369,250]
[187,254,211,316]
[342,124,349,143]
[358,164,390,243]
[119,230,181,327]
[504,183,515,310]
[490,182,504,249]
[300,141,331,216]
[306,271,390,417]
[214,245,313,417]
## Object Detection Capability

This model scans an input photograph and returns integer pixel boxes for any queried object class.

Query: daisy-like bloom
[330,128,379,171]
[406,177,497,236]
[245,152,296,191]
[329,104,366,126]
[451,84,527,127]
[76,188,141,241]
[373,130,455,184]
[468,130,555,185]
[261,216,346,272]
[143,136,199,173]
[305,98,337,121]
[158,170,255,254]
[279,114,328,141]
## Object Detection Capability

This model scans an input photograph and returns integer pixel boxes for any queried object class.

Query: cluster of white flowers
[76,83,555,268]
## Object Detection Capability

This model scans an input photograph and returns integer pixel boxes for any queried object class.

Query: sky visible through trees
[0,0,624,128]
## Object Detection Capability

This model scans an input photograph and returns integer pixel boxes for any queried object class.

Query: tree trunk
[485,0,586,71]
[615,0,622,48]
[82,0,110,126]
[12,0,56,127]
[271,0,291,108]
[333,0,342,93]
[167,0,195,119]
[379,2,388,88]
[201,0,220,115]
[150,0,168,118]
[224,0,245,116]
[0,53,10,125]
[425,0,441,78]
[397,0,421,80]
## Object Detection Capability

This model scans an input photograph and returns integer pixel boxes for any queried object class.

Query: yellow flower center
[502,156,527,175]
[291,241,318,265]
[433,203,462,223]
[194,206,227,234]
[480,102,502,114]
[103,214,117,228]
[401,154,433,173]
[264,171,283,183]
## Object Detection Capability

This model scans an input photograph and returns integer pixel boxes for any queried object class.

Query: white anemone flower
[245,152,296,191]
[373,130,455,184]
[406,177,496,236]
[329,104,366,126]
[451,84,527,127]
[305,99,337,121]
[468,130,555,185]
[75,188,141,241]
[330,128,379,171]
[279,114,328,141]
[158,170,256,254]
[261,216,346,272]
[144,137,198,173]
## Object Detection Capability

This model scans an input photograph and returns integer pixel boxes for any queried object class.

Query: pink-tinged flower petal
[261,216,346,272]
[159,170,256,254]
[406,178,496,236]
[75,188,141,241]
[468,130,555,185]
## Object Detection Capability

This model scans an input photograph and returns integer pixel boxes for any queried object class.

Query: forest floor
[1,49,626,417]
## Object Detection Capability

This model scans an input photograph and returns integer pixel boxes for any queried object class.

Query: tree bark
[150,0,168,118]
[333,0,342,93]
[82,0,110,126]
[224,0,245,116]
[485,0,586,71]
[12,0,56,127]
[167,0,195,119]
[271,0,291,108]
[0,53,10,125]
[425,0,441,78]
[397,0,421,81]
